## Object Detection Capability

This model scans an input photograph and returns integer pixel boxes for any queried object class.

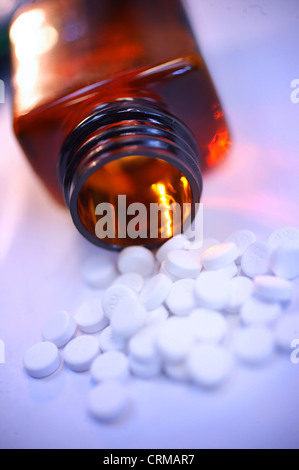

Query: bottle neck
[59,98,202,250]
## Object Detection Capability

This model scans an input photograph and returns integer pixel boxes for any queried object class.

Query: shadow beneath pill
[25,361,67,402]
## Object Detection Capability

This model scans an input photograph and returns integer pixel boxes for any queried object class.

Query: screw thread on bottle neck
[59,98,203,250]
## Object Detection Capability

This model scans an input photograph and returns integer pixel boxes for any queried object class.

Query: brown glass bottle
[10,0,230,249]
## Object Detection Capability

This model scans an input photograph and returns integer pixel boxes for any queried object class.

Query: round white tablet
[98,326,126,352]
[165,249,202,279]
[139,273,173,310]
[240,241,271,278]
[155,317,195,363]
[201,242,239,271]
[194,271,231,310]
[81,254,117,288]
[253,275,293,303]
[159,260,180,282]
[63,335,100,372]
[274,313,299,351]
[240,297,282,326]
[102,284,137,320]
[90,351,129,383]
[87,381,129,422]
[225,276,254,313]
[128,326,159,364]
[163,361,190,382]
[112,272,144,293]
[74,298,109,333]
[23,341,60,378]
[155,234,187,263]
[110,297,146,338]
[117,246,155,277]
[225,230,257,262]
[165,278,197,316]
[129,356,161,379]
[145,305,169,326]
[186,344,233,388]
[213,262,238,280]
[267,226,299,250]
[232,326,275,365]
[41,311,76,347]
[269,241,299,280]
[188,308,228,343]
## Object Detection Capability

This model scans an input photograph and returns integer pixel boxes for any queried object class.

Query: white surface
[1,0,299,449]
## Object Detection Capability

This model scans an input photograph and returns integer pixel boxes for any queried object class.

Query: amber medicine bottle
[10,0,230,249]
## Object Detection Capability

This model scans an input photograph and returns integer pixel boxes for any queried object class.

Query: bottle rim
[59,98,203,250]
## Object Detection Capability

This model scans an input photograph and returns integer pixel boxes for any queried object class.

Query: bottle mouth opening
[70,154,199,250]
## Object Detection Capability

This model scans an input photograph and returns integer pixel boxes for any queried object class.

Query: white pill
[185,237,219,253]
[102,284,137,320]
[139,273,173,310]
[63,335,100,372]
[74,299,109,334]
[98,326,126,352]
[87,381,129,422]
[110,297,146,339]
[159,260,180,281]
[240,241,271,278]
[267,226,299,250]
[225,230,257,262]
[213,262,238,279]
[201,242,239,271]
[23,341,61,378]
[240,296,282,326]
[163,361,190,382]
[165,249,202,279]
[145,305,169,326]
[90,351,129,383]
[82,254,117,288]
[128,326,159,364]
[155,234,187,263]
[253,275,293,303]
[41,311,76,347]
[232,326,275,365]
[117,246,155,277]
[165,278,197,316]
[269,241,299,280]
[225,276,254,313]
[194,271,231,310]
[129,356,161,379]
[188,308,228,343]
[112,272,144,293]
[186,344,233,388]
[155,317,195,363]
[274,313,299,351]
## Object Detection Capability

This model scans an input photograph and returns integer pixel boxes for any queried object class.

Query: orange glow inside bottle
[10,0,231,249]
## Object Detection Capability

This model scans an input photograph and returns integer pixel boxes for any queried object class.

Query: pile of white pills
[23,226,299,422]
